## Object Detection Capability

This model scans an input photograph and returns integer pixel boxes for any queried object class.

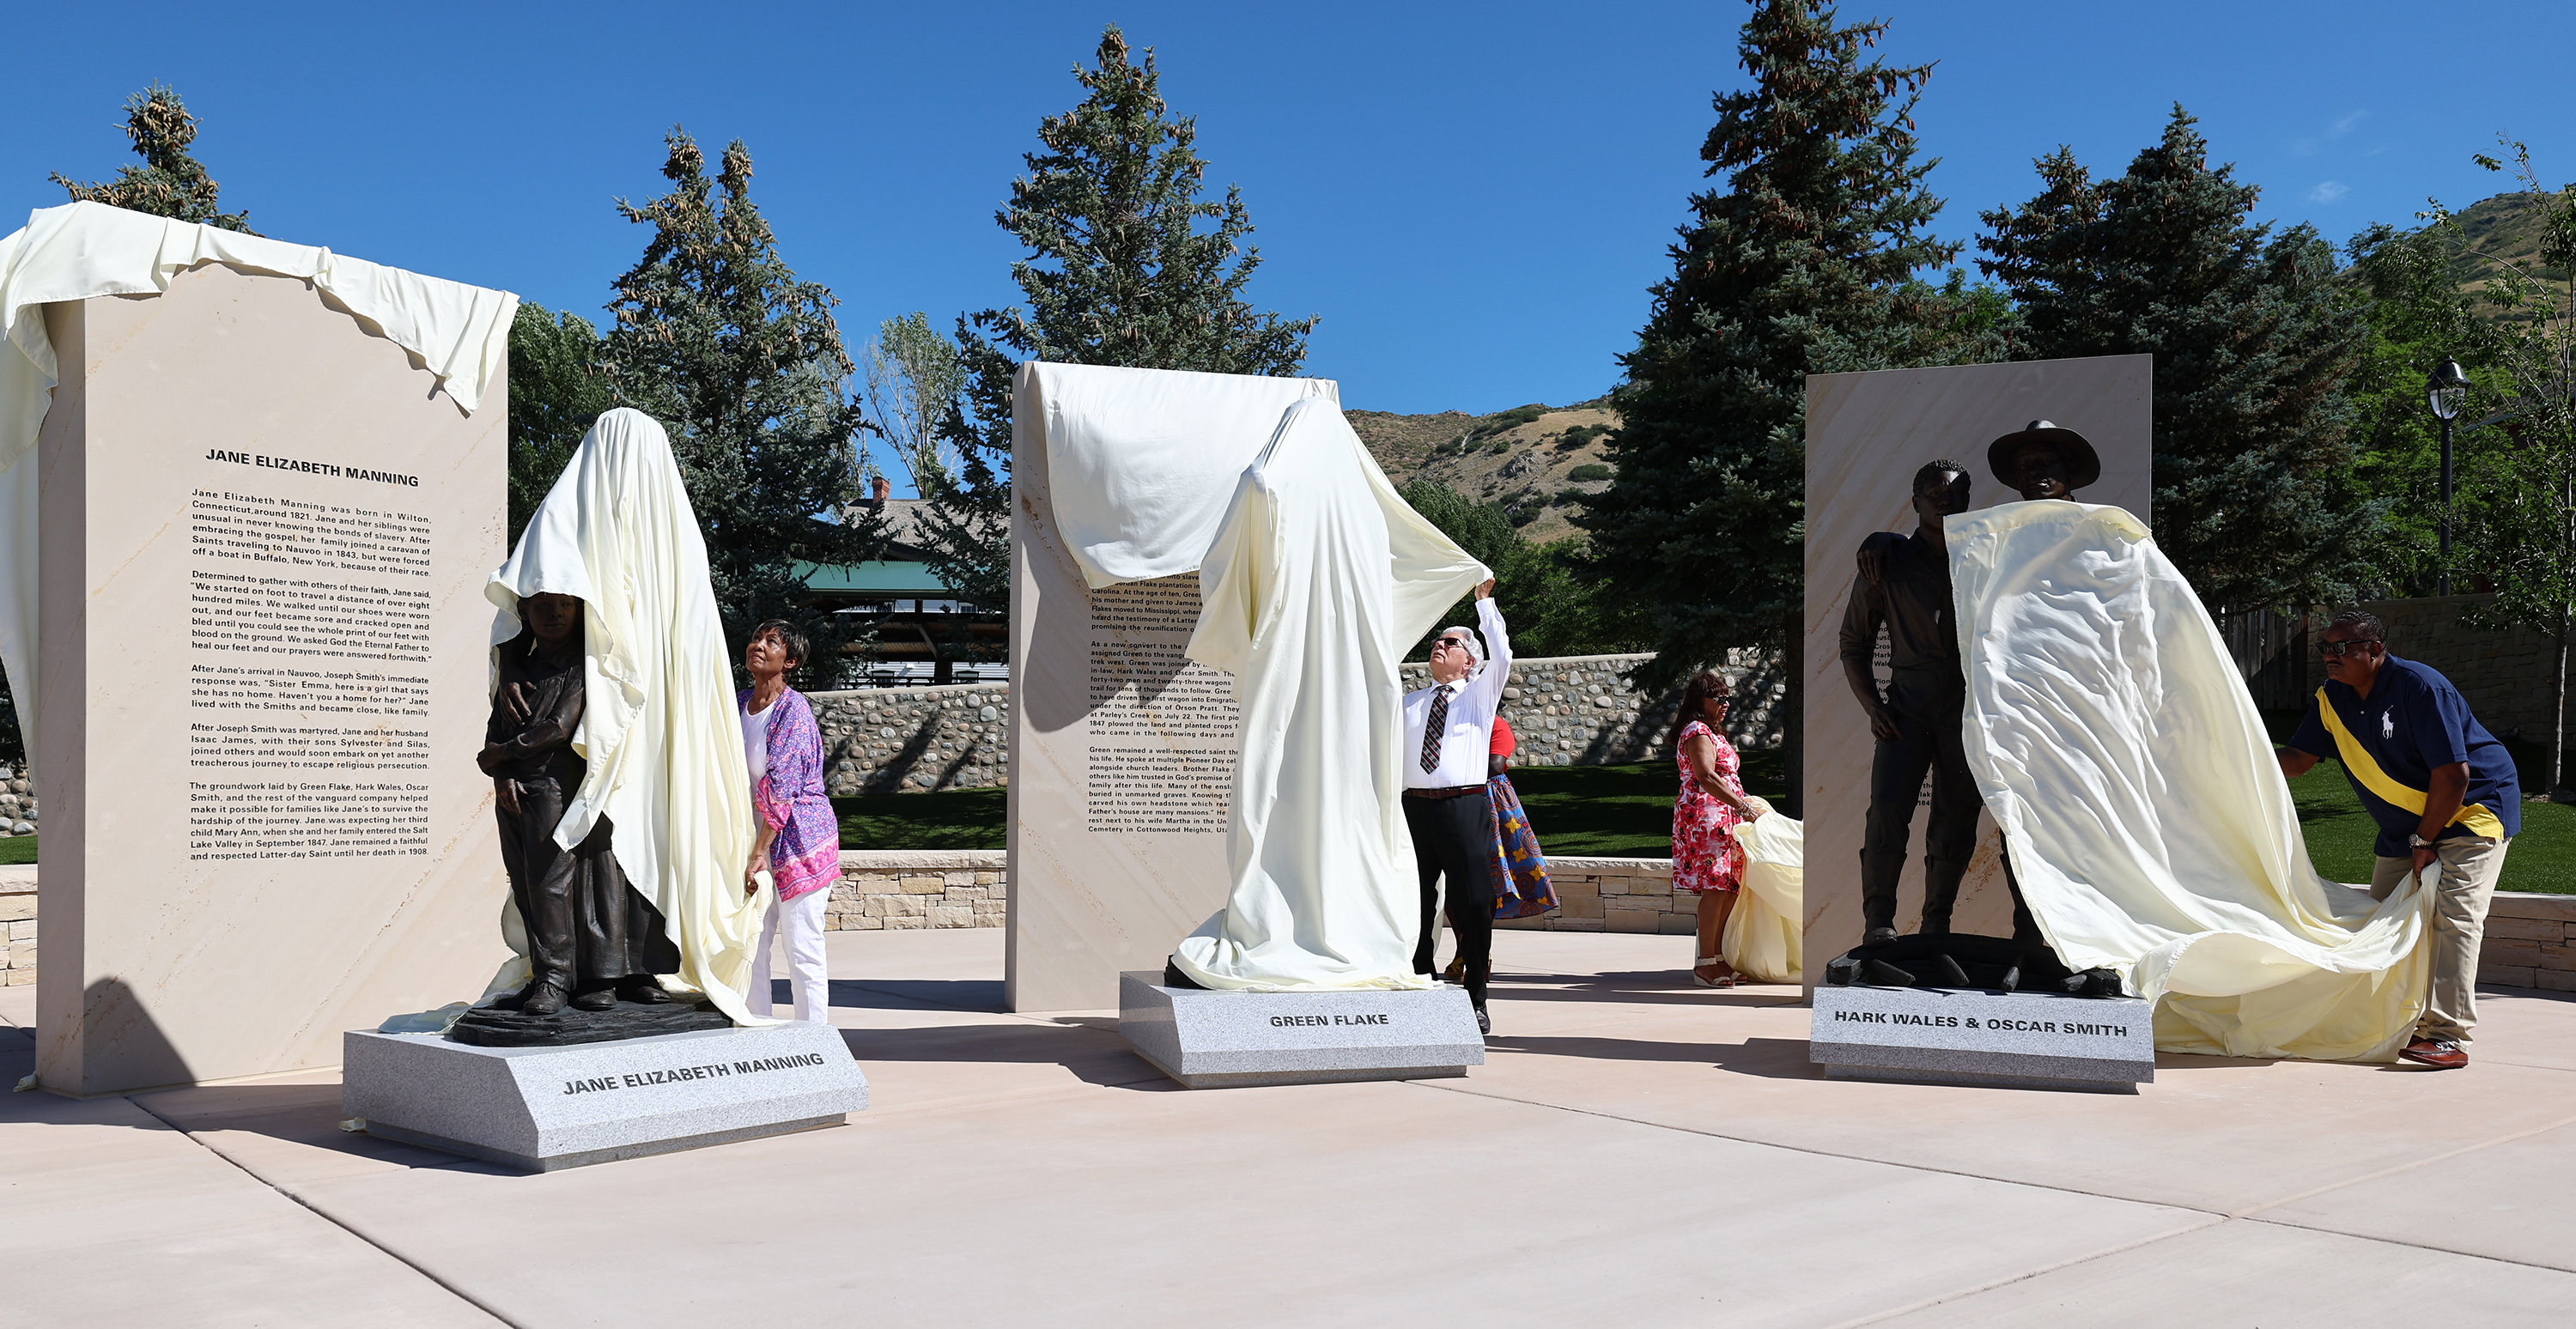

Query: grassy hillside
[1346,401,1620,544]
[2444,191,2570,313]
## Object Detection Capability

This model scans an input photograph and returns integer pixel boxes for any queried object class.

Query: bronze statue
[477,592,678,1015]
[1843,460,1978,947]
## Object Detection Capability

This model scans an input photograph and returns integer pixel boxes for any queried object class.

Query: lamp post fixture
[2427,357,2470,596]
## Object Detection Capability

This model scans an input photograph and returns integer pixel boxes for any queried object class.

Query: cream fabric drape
[0,201,517,774]
[1030,362,1337,588]
[484,409,768,1024]
[1723,814,1803,984]
[1949,501,2427,1062]
[1171,399,1490,990]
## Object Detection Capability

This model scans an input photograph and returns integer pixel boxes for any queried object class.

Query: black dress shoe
[570,987,618,1011]
[520,982,568,1016]
[1474,1006,1492,1035]
[619,979,674,1004]
[1862,925,1900,947]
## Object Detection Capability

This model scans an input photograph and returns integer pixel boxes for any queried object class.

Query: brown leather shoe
[2399,1037,2468,1070]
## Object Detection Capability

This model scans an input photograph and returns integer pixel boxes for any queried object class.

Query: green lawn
[835,790,1005,852]
[0,834,31,866]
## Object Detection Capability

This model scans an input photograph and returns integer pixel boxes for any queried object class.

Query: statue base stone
[343,1023,868,1172]
[1119,971,1485,1089]
[1810,986,2154,1095]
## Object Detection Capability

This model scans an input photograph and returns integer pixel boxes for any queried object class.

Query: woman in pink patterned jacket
[740,620,841,1023]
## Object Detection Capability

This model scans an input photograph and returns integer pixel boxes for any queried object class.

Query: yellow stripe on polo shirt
[2312,687,2507,840]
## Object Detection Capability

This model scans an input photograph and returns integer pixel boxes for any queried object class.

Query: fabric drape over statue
[1021,364,1489,992]
[1173,398,1490,990]
[484,408,768,1025]
[1949,501,2428,1062]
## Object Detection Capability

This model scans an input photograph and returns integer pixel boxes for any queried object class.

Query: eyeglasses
[2318,640,2379,658]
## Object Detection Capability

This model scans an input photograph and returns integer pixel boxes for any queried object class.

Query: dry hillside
[1347,402,1620,545]
[2445,191,2571,312]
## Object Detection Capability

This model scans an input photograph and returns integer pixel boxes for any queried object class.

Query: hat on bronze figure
[1987,420,2101,493]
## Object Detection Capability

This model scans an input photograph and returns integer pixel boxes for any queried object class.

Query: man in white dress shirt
[1402,579,1508,1032]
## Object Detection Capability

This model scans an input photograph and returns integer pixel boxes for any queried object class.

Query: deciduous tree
[505,303,614,545]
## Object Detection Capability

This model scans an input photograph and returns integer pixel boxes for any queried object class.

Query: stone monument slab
[1801,356,2154,988]
[343,1023,868,1171]
[36,263,511,1096]
[1809,985,2154,1093]
[1119,970,1485,1089]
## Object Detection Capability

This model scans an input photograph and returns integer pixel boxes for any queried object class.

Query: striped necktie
[1420,685,1449,774]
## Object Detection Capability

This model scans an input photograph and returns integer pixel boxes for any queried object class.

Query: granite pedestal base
[1810,986,2154,1094]
[1119,972,1485,1089]
[343,1022,868,1171]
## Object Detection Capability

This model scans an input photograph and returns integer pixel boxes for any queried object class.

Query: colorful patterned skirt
[1486,774,1557,919]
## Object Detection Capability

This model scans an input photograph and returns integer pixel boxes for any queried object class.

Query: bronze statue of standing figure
[477,591,678,1015]
[1845,422,2099,950]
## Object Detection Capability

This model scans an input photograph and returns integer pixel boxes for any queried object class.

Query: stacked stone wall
[822,851,1007,931]
[0,867,31,985]
[804,650,1786,798]
[0,765,37,837]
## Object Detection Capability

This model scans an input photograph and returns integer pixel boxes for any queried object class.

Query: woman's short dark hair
[1675,669,1732,747]
[750,618,810,669]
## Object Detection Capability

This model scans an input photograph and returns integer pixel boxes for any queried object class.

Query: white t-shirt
[743,695,777,787]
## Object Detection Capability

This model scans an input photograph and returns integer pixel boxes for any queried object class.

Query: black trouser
[1406,789,1497,1006]
[1860,665,1981,935]
[495,778,677,993]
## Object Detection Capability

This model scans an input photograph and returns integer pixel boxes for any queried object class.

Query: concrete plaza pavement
[5,928,2573,1326]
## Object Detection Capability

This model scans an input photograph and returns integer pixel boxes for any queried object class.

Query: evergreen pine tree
[52,84,255,233]
[602,130,884,680]
[1578,0,1970,807]
[922,25,1319,614]
[1978,106,2372,612]
[505,303,616,546]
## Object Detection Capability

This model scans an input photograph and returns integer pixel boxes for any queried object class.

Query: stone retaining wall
[822,850,1007,931]
[0,764,37,838]
[2477,891,2576,992]
[800,650,1788,798]
[1492,857,1698,934]
[1,867,31,986]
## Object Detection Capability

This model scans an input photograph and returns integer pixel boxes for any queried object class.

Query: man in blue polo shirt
[2277,610,2519,1069]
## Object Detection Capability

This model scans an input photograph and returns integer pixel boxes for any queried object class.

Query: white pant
[751,888,831,1023]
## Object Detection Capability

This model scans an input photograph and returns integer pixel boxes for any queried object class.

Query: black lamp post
[2427,357,2469,595]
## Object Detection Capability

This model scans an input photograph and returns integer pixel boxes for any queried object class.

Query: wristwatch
[2408,833,2435,850]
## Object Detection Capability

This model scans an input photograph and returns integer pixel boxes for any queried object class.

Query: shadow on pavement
[1487,969,1803,1007]
[779,978,1005,1012]
[1479,1032,1824,1080]
[835,1020,1172,1090]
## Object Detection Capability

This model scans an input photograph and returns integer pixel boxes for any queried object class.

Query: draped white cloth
[0,201,517,775]
[1723,814,1803,984]
[1022,363,1490,991]
[1171,398,1491,990]
[1950,501,2427,1062]
[484,409,768,1025]
[1030,362,1338,588]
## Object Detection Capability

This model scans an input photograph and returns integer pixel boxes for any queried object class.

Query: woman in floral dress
[1673,670,1768,986]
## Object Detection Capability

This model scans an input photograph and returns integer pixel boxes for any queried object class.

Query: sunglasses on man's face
[2318,639,2379,658]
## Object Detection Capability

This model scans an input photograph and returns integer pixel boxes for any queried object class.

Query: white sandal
[1691,956,1741,988]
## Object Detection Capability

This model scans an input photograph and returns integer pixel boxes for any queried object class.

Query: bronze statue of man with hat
[1846,420,2099,952]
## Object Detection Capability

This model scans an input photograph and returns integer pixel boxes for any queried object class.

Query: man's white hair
[1437,625,1485,674]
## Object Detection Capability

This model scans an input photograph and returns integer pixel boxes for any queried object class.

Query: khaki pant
[2371,835,2512,1042]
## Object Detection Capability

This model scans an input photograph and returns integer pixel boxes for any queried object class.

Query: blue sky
[6,1,2570,422]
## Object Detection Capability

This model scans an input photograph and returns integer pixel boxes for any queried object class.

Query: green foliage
[1399,480,1652,659]
[505,303,614,547]
[1565,463,1613,482]
[861,313,966,496]
[1552,424,1607,451]
[52,84,254,233]
[1582,0,1977,723]
[1453,404,1548,452]
[931,26,1319,620]
[1978,106,2373,612]
[2432,140,2576,787]
[601,129,886,680]
[2342,220,2513,596]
